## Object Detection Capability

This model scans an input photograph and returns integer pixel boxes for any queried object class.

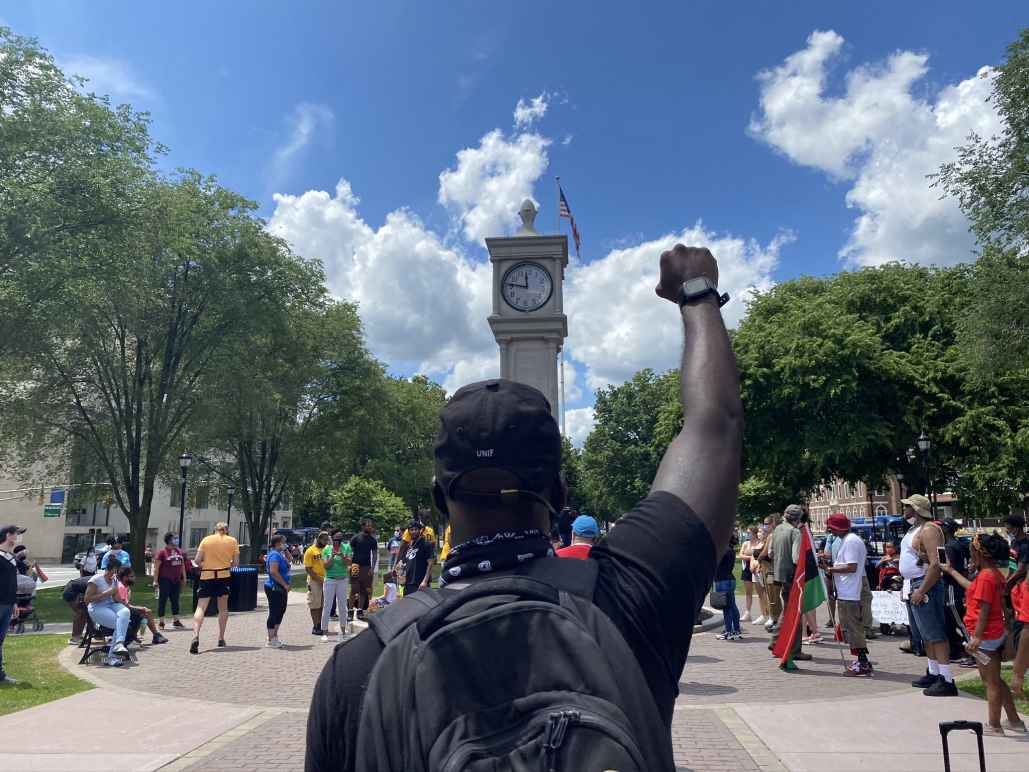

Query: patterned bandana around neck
[439,528,554,587]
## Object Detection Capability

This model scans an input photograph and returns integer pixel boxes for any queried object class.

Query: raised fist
[655,244,719,303]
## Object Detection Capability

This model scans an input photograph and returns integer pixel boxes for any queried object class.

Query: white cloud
[565,226,787,390]
[438,129,550,243]
[561,134,573,146]
[750,30,1000,267]
[62,54,154,101]
[267,179,494,386]
[272,102,334,178]
[564,407,596,449]
[513,92,550,129]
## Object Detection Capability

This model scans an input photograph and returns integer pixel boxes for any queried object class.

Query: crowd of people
[711,497,1029,736]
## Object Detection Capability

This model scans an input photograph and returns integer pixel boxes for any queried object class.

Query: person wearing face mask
[153,532,187,630]
[900,494,956,697]
[83,556,131,666]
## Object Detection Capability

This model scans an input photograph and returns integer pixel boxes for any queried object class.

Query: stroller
[12,573,44,633]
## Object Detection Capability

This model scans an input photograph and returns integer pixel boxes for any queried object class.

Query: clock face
[501,262,553,312]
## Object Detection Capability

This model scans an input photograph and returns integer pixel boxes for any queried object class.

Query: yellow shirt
[303,544,326,580]
[197,533,239,580]
[439,524,453,562]
[403,525,436,545]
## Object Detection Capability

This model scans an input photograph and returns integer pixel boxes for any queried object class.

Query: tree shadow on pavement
[684,655,722,664]
[679,682,738,696]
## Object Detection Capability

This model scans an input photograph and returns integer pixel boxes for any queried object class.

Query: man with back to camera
[349,517,378,618]
[305,245,743,771]
[556,514,599,560]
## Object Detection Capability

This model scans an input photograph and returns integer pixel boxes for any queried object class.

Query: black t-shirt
[557,510,574,545]
[0,549,18,605]
[305,490,715,772]
[400,538,434,589]
[349,533,378,568]
[715,546,736,581]
[944,538,969,589]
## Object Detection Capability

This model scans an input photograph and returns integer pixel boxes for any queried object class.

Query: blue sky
[3,2,1022,442]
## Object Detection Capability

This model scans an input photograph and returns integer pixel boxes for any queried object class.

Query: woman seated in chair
[83,556,131,667]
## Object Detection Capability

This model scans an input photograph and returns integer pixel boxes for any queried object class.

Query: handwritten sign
[871,590,909,626]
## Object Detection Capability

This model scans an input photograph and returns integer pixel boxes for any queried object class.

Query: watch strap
[678,278,730,308]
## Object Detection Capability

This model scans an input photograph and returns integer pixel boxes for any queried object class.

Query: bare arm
[942,563,972,591]
[650,246,744,560]
[911,524,944,601]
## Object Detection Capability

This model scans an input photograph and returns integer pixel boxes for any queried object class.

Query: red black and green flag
[772,525,827,667]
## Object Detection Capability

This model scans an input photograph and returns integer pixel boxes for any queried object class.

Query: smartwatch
[678,277,730,307]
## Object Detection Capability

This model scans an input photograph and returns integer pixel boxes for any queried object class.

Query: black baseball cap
[1,525,26,540]
[434,379,561,499]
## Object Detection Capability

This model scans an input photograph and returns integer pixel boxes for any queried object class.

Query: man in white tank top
[900,494,956,697]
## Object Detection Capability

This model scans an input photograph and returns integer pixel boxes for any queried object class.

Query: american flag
[558,186,581,255]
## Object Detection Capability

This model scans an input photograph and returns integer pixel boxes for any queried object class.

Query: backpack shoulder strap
[515,554,598,599]
[366,589,444,644]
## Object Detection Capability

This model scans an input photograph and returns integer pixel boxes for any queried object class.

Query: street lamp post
[895,471,905,511]
[177,453,193,548]
[917,431,935,514]
[226,484,236,529]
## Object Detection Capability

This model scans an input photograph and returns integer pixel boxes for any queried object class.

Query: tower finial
[516,199,538,236]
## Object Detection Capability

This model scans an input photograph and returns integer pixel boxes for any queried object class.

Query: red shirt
[155,547,186,582]
[964,568,1006,640]
[1012,581,1029,624]
[556,543,592,560]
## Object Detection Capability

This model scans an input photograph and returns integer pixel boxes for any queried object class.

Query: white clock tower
[487,200,568,421]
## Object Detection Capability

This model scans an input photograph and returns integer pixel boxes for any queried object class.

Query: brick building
[806,476,959,531]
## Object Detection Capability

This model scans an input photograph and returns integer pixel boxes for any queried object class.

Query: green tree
[329,476,409,535]
[736,475,795,525]
[934,30,1029,377]
[579,369,679,519]
[190,300,377,557]
[0,27,155,352]
[0,173,323,568]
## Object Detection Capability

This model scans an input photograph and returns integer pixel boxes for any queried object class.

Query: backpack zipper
[542,710,579,772]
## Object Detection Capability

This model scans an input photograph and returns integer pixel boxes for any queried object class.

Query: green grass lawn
[958,664,1029,715]
[0,634,92,715]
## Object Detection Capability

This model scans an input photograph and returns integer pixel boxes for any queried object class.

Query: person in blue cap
[557,514,599,560]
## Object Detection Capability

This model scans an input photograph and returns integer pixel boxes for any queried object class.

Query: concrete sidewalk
[735,688,1028,771]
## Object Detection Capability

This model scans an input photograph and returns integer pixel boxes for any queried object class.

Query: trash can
[228,566,258,612]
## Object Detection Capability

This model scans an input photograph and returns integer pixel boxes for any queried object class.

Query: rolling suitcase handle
[939,721,985,772]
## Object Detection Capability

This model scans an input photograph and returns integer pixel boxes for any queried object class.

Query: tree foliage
[934,29,1029,378]
[329,476,410,536]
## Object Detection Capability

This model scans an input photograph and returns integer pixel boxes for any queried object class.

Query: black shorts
[197,577,231,598]
[741,565,753,582]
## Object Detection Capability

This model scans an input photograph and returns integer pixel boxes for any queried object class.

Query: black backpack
[356,557,675,771]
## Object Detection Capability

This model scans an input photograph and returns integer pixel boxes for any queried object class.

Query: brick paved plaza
[55,593,948,772]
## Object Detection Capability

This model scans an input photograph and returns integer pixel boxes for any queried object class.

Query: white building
[0,464,292,563]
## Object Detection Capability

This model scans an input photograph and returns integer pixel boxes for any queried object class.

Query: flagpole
[555,176,560,235]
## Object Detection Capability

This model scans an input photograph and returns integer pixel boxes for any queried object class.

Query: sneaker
[189,638,199,655]
[802,635,823,645]
[957,656,978,668]
[716,632,730,640]
[68,636,82,645]
[740,612,751,622]
[923,679,959,697]
[793,652,813,661]
[729,632,743,641]
[0,674,17,684]
[824,620,834,629]
[111,642,128,656]
[899,641,913,653]
[845,661,873,677]
[152,633,169,645]
[779,660,799,672]
[1002,719,1027,733]
[172,620,185,629]
[266,639,283,649]
[104,658,124,668]
[217,639,226,648]
[321,634,330,643]
[765,623,779,634]
[752,616,766,626]
[911,672,939,689]
[312,626,324,636]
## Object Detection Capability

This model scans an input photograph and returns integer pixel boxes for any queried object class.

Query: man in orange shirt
[556,515,599,560]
